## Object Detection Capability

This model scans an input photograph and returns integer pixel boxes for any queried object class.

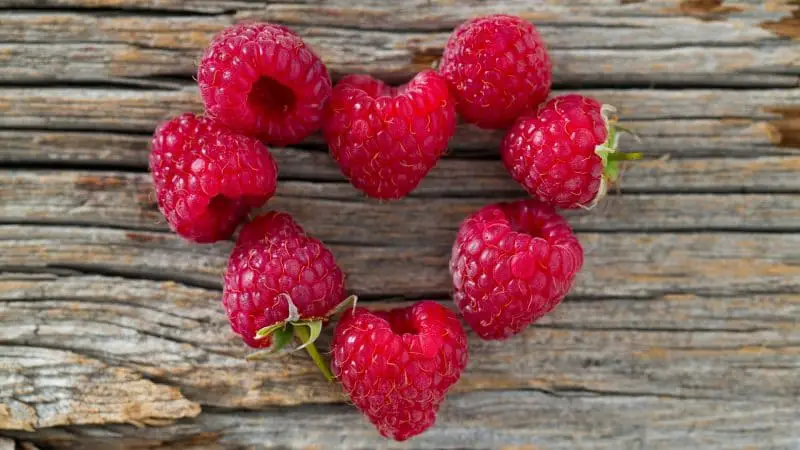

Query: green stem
[607,152,643,162]
[293,325,334,382]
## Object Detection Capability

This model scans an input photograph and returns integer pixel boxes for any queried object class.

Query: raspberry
[222,212,346,354]
[501,95,640,209]
[149,113,277,243]
[449,199,583,340]
[198,23,332,146]
[331,301,468,441]
[439,14,551,129]
[322,70,456,199]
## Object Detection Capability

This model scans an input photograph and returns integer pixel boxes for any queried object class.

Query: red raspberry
[223,212,346,351]
[501,95,640,209]
[439,14,551,129]
[322,70,456,199]
[149,113,277,243]
[198,23,332,146]
[449,199,583,340]
[331,301,468,441]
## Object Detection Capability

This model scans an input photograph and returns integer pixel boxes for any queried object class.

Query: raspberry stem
[607,152,642,162]
[294,325,334,381]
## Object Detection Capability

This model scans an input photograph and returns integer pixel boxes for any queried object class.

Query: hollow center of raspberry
[208,194,235,215]
[387,317,419,335]
[248,77,296,118]
[508,217,544,239]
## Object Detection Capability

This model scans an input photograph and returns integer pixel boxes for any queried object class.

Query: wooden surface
[1,0,799,448]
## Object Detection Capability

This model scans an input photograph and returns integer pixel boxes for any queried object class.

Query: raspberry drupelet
[198,23,332,146]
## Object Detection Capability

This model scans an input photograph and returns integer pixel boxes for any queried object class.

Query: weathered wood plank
[3,39,797,87]
[243,0,799,30]
[1,84,795,125]
[0,345,200,431]
[3,12,797,85]
[5,391,800,449]
[1,14,227,49]
[1,88,797,156]
[1,275,797,412]
[0,43,194,84]
[1,0,795,28]
[2,11,785,48]
[0,131,149,168]
[1,124,796,166]
[4,130,800,175]
[2,171,800,241]
[1,225,798,298]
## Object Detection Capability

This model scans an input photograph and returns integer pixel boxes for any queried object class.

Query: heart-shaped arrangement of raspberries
[149,14,639,442]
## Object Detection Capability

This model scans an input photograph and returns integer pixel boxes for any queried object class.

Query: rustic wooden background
[1,0,799,448]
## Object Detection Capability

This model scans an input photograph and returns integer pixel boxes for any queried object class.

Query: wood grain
[3,86,797,126]
[5,27,797,86]
[4,392,800,449]
[3,170,800,240]
[1,87,798,157]
[2,224,799,298]
[5,131,800,183]
[0,346,200,431]
[2,275,798,409]
[1,1,796,85]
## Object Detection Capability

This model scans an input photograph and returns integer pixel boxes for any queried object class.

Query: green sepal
[584,104,642,209]
[246,294,356,381]
[595,117,622,183]
[292,320,323,351]
[254,321,286,340]
[270,327,294,353]
[328,295,358,317]
[605,159,620,183]
[293,322,334,381]
[245,326,295,361]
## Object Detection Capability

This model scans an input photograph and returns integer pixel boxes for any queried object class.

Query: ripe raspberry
[149,113,277,243]
[501,95,640,209]
[439,14,551,129]
[322,70,456,199]
[331,301,468,441]
[449,199,583,340]
[223,212,346,356]
[198,23,332,146]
